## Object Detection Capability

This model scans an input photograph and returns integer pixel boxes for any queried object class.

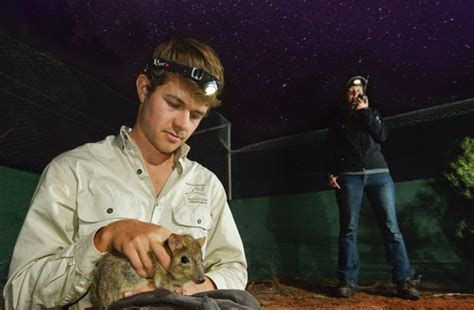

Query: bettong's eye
[181,256,190,264]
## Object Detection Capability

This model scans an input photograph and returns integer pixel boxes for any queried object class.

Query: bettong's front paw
[174,287,186,295]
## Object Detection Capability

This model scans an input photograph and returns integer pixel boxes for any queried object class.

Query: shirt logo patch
[185,183,208,204]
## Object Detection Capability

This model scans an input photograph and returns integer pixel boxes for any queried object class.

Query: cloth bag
[108,288,261,310]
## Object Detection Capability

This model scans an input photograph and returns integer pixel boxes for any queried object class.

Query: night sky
[1,0,473,148]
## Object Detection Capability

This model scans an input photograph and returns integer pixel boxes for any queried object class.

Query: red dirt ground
[246,280,474,310]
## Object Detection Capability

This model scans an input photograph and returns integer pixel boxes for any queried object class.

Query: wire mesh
[230,98,474,199]
[0,31,233,195]
[2,31,473,201]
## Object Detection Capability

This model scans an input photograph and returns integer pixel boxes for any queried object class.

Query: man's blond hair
[146,38,224,108]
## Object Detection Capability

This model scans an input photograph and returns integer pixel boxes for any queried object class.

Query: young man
[3,38,248,309]
[326,76,419,300]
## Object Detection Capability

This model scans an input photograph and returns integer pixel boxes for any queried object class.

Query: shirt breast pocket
[77,202,138,239]
[171,204,212,239]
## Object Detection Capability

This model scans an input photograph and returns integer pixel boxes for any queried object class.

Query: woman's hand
[328,175,341,190]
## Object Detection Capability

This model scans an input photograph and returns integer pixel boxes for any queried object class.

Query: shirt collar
[116,126,190,174]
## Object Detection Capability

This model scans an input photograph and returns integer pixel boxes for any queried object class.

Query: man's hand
[352,95,369,110]
[123,282,156,298]
[328,175,341,190]
[179,276,216,295]
[94,219,172,278]
[121,277,216,297]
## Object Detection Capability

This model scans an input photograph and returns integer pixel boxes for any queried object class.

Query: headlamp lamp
[352,79,362,85]
[346,76,368,89]
[145,58,221,96]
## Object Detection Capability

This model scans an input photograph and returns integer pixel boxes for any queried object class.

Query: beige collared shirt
[3,126,247,309]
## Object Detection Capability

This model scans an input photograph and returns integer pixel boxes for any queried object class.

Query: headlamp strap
[149,58,215,84]
[145,58,221,95]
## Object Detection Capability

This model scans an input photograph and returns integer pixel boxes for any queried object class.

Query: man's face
[135,77,208,155]
[346,85,364,104]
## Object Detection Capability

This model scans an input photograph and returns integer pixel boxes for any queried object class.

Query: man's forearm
[205,262,248,290]
[182,276,217,295]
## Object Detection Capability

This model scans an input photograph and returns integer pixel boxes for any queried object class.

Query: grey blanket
[108,288,261,310]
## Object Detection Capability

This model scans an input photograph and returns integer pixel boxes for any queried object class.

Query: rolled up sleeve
[4,159,104,309]
[203,177,248,290]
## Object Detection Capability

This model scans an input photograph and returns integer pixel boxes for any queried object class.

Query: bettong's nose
[195,275,205,284]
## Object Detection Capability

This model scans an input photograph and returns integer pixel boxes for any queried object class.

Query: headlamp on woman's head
[144,58,221,96]
[352,79,363,86]
[345,76,368,90]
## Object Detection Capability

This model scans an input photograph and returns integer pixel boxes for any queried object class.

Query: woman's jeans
[336,172,414,287]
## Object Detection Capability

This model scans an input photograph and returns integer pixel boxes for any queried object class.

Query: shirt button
[106,208,114,214]
[197,219,202,224]
[137,169,142,175]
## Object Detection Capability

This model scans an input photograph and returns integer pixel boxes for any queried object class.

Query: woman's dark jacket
[326,107,389,177]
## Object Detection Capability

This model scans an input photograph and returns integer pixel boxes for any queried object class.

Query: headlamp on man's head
[144,58,221,96]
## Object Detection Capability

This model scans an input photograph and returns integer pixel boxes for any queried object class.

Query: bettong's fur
[90,234,206,310]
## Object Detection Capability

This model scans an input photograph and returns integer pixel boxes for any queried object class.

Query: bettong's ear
[168,234,185,253]
[196,237,206,248]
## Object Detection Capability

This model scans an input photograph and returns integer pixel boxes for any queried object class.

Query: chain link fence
[230,98,474,199]
[1,31,473,201]
[0,32,232,194]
